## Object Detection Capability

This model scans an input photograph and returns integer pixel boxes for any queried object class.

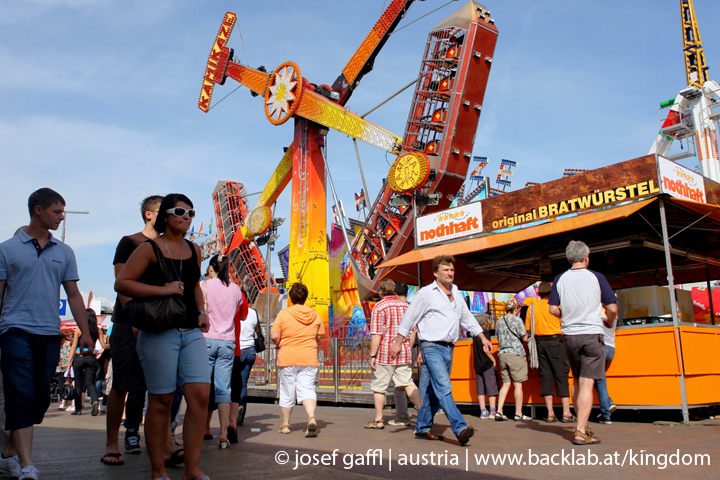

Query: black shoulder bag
[123,240,186,332]
[253,310,266,353]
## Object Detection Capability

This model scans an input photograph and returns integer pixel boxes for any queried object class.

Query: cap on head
[538,282,552,295]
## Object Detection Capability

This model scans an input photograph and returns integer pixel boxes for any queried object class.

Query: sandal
[306,417,318,437]
[218,437,228,449]
[100,453,124,466]
[164,448,184,467]
[278,423,291,434]
[364,419,384,429]
[560,414,576,423]
[572,429,601,445]
[544,415,558,423]
[495,414,509,421]
[514,414,532,421]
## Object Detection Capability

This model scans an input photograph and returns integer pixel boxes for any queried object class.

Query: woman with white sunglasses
[115,193,212,480]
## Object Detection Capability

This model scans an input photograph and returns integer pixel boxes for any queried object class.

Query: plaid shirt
[370,296,415,365]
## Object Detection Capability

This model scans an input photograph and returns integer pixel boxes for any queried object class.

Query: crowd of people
[0,187,619,479]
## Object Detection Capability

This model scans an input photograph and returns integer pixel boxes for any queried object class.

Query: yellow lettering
[626,184,637,197]
[548,203,558,216]
[649,180,660,193]
[558,201,569,214]
[603,189,616,203]
[615,187,626,201]
[538,206,548,218]
[637,181,649,196]
[567,198,578,211]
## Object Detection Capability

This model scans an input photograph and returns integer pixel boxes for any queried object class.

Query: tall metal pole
[659,196,690,423]
[706,266,716,325]
[266,203,276,388]
[61,210,89,243]
[353,139,371,215]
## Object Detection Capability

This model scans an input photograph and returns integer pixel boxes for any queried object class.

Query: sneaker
[19,465,39,480]
[58,403,66,410]
[597,414,612,425]
[65,406,75,413]
[609,404,617,414]
[387,418,410,426]
[489,409,497,419]
[91,403,99,416]
[99,403,107,414]
[124,429,141,454]
[480,409,490,419]
[0,454,22,478]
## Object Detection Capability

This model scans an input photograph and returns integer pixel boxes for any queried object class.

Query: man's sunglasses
[166,207,196,218]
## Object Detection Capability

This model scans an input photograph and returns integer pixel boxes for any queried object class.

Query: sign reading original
[417,201,483,247]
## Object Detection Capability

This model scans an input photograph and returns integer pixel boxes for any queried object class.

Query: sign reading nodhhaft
[416,202,483,247]
[658,156,707,203]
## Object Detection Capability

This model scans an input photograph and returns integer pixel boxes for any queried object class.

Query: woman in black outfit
[67,309,107,415]
[115,193,211,480]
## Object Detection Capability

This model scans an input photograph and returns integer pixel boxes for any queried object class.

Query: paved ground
[9,401,718,480]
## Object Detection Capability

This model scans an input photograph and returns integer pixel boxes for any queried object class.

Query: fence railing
[247,337,414,404]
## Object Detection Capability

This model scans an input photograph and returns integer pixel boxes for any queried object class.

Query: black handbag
[123,240,186,332]
[254,325,266,353]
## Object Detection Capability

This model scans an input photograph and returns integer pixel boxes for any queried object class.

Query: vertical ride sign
[416,202,483,247]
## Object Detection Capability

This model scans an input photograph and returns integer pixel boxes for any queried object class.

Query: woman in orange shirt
[270,283,325,437]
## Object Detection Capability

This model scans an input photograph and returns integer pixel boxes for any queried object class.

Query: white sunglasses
[166,207,196,218]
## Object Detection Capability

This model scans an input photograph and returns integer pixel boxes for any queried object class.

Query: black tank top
[141,239,201,329]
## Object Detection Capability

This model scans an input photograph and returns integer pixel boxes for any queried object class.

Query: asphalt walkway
[12,402,718,480]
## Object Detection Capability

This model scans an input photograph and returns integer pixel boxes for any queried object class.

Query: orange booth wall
[450,324,720,407]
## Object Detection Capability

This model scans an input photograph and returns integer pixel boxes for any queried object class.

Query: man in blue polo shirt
[0,188,94,480]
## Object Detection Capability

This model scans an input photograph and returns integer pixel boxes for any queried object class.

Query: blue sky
[2,0,718,308]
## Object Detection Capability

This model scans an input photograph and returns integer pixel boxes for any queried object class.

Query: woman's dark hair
[209,254,230,287]
[86,308,99,343]
[289,283,309,305]
[154,194,194,235]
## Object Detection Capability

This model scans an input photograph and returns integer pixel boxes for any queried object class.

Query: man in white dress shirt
[390,255,492,446]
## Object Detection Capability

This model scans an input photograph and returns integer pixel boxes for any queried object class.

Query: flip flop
[164,448,184,467]
[100,453,124,466]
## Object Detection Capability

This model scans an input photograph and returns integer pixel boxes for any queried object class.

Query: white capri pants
[278,366,318,408]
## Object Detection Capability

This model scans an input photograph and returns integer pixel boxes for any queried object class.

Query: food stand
[379,154,720,421]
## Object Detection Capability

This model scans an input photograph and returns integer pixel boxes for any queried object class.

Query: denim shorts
[136,328,210,394]
[206,338,235,403]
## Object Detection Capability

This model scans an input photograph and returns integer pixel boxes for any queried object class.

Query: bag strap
[147,240,176,284]
[502,315,523,342]
[530,303,536,339]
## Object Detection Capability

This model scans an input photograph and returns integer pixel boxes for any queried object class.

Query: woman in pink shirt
[202,255,246,449]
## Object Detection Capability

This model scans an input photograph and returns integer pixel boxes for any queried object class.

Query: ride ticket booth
[378,154,720,422]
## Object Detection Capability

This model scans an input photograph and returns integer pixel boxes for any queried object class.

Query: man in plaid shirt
[365,279,422,429]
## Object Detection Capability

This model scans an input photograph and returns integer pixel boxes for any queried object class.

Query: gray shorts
[563,334,606,380]
[475,367,499,397]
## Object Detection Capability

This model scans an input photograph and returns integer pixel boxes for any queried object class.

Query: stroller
[50,375,62,403]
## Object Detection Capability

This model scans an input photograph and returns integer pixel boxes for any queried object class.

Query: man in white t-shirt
[548,241,617,446]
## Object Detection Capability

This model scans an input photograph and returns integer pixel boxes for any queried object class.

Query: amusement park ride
[198,0,717,325]
[199,1,498,316]
[649,0,720,182]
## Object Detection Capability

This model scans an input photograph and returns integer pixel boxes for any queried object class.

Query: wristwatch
[199,311,207,316]
[370,354,377,359]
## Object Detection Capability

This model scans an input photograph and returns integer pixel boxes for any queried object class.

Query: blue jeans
[206,338,235,403]
[231,347,256,424]
[415,342,467,437]
[594,346,615,419]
